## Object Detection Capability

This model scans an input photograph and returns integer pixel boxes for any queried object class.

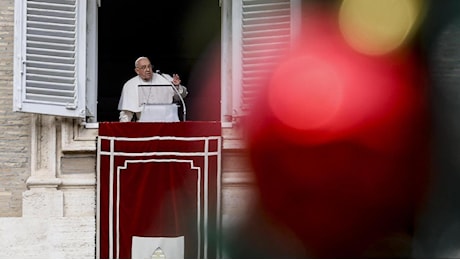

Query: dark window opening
[97,1,221,122]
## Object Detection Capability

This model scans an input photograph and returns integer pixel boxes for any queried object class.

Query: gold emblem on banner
[151,247,166,259]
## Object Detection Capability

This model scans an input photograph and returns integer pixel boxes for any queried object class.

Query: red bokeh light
[244,11,430,258]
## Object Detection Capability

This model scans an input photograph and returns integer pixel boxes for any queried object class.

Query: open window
[96,1,222,122]
[13,0,300,125]
[14,0,222,123]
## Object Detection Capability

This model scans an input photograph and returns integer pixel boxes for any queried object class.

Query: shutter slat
[26,87,75,96]
[27,53,75,64]
[26,88,74,96]
[27,34,75,44]
[26,80,74,90]
[243,28,290,38]
[28,40,75,51]
[243,21,290,32]
[25,94,75,104]
[27,27,75,38]
[27,47,75,58]
[28,2,76,11]
[27,14,75,24]
[29,0,75,4]
[243,8,290,18]
[242,34,290,46]
[243,14,290,25]
[28,21,75,31]
[243,0,290,8]
[27,8,75,18]
[27,60,75,70]
[27,73,75,84]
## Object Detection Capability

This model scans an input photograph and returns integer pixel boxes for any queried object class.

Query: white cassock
[118,73,187,122]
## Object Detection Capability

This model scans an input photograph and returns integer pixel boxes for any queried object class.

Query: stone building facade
[0,0,262,257]
[0,0,28,218]
[4,0,460,258]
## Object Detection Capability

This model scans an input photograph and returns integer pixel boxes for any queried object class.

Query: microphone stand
[157,71,187,121]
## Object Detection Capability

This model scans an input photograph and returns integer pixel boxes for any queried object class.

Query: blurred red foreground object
[245,12,430,258]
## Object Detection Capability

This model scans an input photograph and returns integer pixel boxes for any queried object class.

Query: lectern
[138,81,187,122]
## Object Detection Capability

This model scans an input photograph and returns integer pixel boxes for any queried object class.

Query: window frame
[14,0,300,128]
[221,0,301,127]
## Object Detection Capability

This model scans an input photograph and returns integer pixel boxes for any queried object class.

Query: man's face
[135,58,153,81]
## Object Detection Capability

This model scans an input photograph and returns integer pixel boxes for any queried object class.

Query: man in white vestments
[118,56,188,122]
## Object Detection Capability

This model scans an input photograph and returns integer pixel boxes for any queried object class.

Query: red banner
[97,122,221,258]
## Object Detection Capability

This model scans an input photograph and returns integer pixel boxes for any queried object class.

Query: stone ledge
[0,216,95,258]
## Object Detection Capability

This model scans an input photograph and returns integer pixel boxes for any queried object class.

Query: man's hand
[172,73,181,86]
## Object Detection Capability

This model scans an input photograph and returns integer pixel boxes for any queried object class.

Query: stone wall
[0,0,256,257]
[0,0,31,217]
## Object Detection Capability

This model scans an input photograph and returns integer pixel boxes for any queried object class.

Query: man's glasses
[137,64,152,70]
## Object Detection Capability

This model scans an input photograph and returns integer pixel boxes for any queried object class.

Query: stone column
[22,114,63,217]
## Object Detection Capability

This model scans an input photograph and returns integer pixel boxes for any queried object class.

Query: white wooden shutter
[13,0,87,118]
[233,0,300,117]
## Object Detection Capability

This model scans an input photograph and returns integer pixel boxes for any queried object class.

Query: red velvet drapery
[97,122,221,258]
